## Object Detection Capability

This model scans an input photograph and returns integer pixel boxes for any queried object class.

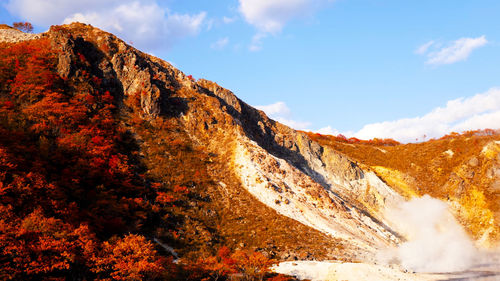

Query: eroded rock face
[38,22,406,261]
[175,58,405,258]
[47,23,183,118]
[234,139,401,254]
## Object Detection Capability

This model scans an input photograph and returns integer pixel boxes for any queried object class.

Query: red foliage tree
[198,246,237,280]
[12,22,33,33]
[197,247,278,281]
[91,234,167,281]
[0,38,178,279]
[232,250,276,281]
[336,134,347,141]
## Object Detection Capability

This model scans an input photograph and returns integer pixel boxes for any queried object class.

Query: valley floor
[273,252,500,281]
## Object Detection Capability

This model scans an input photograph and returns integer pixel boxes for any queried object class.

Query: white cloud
[223,16,237,24]
[238,0,331,50]
[416,36,487,65]
[349,88,500,142]
[255,101,311,130]
[6,0,113,25]
[316,126,340,135]
[211,37,229,50]
[256,101,291,116]
[414,40,434,55]
[274,118,312,130]
[238,0,323,34]
[6,0,206,51]
[249,33,266,51]
[256,89,500,140]
[206,18,215,31]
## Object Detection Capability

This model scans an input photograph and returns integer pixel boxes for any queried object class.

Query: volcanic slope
[307,131,500,248]
[0,23,413,279]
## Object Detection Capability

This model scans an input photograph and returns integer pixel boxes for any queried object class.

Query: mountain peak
[1,23,499,280]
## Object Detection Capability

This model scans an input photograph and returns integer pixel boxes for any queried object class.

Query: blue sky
[2,0,500,142]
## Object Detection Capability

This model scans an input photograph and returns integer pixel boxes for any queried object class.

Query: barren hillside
[307,131,500,247]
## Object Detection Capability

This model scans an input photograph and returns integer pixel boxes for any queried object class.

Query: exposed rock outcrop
[0,27,40,43]
[45,23,407,260]
[5,22,407,262]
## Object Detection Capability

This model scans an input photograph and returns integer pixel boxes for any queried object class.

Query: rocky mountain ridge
[2,22,498,280]
[43,22,405,258]
[307,131,500,248]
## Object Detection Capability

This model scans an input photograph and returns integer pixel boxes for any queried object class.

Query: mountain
[307,131,500,247]
[0,23,498,280]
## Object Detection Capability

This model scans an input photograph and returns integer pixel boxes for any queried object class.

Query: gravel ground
[274,253,500,281]
[0,28,41,43]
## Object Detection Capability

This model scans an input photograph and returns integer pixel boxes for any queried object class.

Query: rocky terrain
[1,23,499,280]
[0,24,40,42]
[46,22,405,257]
[308,131,500,248]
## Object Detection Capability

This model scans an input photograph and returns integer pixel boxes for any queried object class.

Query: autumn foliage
[306,132,400,146]
[12,21,33,32]
[91,234,168,281]
[0,33,289,280]
[307,128,500,243]
[196,247,288,281]
[0,38,175,280]
[12,22,33,33]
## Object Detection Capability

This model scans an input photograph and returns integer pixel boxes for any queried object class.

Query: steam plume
[382,195,477,273]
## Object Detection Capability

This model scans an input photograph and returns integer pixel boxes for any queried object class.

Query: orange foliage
[156,191,176,205]
[305,132,400,146]
[308,127,500,241]
[197,246,237,280]
[0,31,300,280]
[12,22,33,33]
[174,185,190,195]
[232,250,276,281]
[439,128,499,140]
[92,234,167,281]
[0,38,179,279]
[197,246,278,281]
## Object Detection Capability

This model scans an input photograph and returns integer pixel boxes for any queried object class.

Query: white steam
[381,195,477,273]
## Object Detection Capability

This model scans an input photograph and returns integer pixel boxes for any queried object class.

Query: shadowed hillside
[0,23,390,280]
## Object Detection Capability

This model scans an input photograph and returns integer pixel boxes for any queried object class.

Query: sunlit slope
[306,131,500,246]
[1,22,408,280]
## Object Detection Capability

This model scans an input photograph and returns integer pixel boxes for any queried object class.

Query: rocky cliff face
[29,23,409,261]
[4,22,500,281]
[308,132,500,248]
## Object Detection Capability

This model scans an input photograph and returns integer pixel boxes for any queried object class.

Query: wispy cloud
[211,37,229,50]
[416,36,487,65]
[239,0,312,34]
[255,101,311,130]
[238,0,331,50]
[249,33,266,51]
[316,126,340,135]
[261,89,500,141]
[6,0,207,51]
[414,40,435,55]
[274,118,312,130]
[255,101,290,116]
[223,16,237,24]
[321,88,500,142]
